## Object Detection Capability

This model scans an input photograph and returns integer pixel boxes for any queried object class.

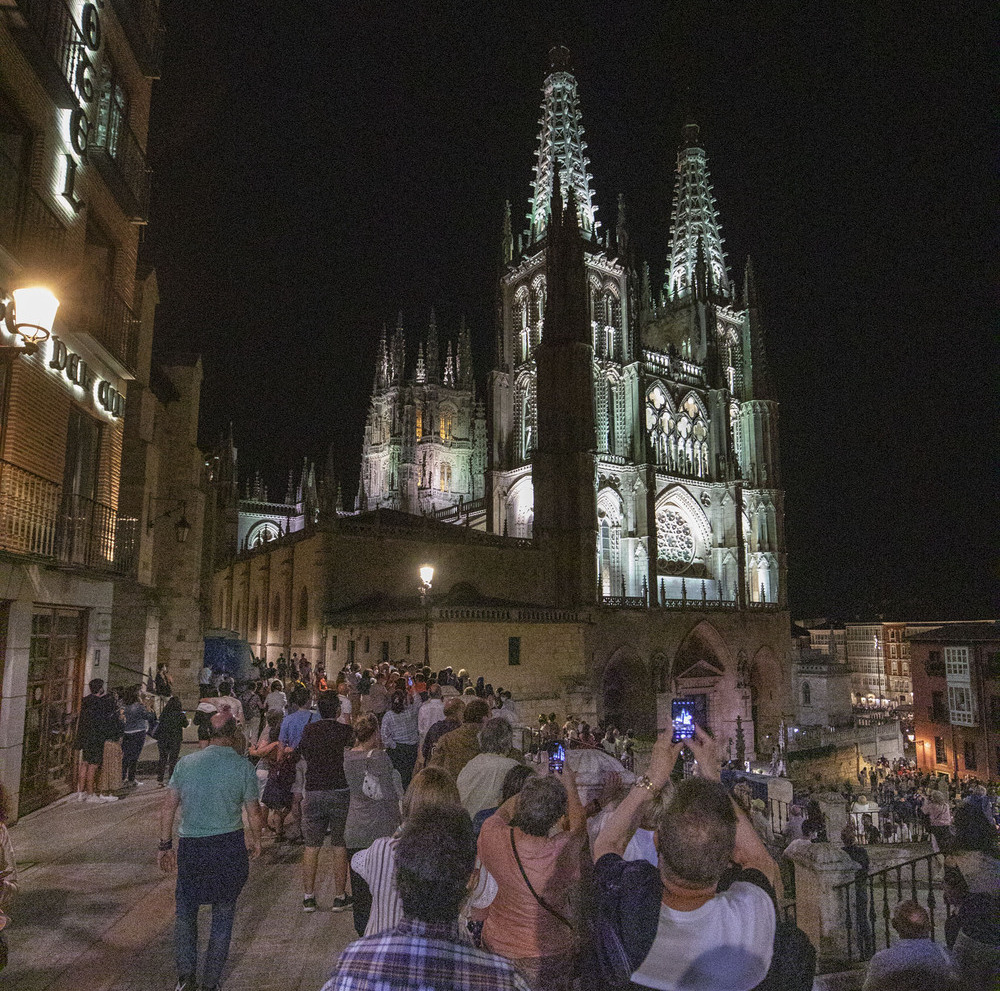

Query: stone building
[0,0,163,816]
[215,48,794,752]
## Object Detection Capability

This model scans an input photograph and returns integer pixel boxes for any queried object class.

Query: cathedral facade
[490,49,784,611]
[213,48,793,752]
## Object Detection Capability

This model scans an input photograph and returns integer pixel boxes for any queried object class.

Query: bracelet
[158,839,173,851]
[634,775,658,795]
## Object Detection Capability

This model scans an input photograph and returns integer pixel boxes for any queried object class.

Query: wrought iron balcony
[0,460,135,575]
[0,149,68,270]
[82,284,139,376]
[4,0,87,109]
[109,0,165,77]
[88,91,150,222]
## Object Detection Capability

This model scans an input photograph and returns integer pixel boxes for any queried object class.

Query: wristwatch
[634,775,658,795]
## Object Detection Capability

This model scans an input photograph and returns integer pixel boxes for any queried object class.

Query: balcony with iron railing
[0,149,68,271]
[109,0,165,77]
[0,460,136,575]
[4,0,87,109]
[89,91,150,222]
[82,283,139,376]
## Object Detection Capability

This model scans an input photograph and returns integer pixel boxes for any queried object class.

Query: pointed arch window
[802,681,811,706]
[415,407,423,439]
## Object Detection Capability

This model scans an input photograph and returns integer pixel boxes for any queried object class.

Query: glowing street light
[1,285,60,356]
[419,564,434,668]
[419,564,434,589]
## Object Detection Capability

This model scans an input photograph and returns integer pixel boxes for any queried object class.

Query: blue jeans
[175,892,238,988]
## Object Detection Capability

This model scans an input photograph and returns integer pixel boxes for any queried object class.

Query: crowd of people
[145,656,824,991]
[7,657,997,989]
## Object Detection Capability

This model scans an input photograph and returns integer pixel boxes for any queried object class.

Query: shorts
[81,741,104,765]
[292,758,307,796]
[302,788,350,847]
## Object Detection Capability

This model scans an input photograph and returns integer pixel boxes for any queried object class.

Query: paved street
[6,745,355,991]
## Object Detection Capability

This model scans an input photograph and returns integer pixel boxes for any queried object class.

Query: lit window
[948,685,975,726]
[945,647,969,678]
[416,408,423,438]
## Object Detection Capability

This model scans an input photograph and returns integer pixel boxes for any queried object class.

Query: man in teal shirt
[158,712,262,991]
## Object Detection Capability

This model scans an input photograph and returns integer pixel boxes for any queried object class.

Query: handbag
[362,749,384,800]
[509,827,573,930]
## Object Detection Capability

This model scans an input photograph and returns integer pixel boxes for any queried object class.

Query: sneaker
[85,794,104,803]
[331,895,353,912]
[302,895,317,913]
[174,977,195,991]
[100,794,121,802]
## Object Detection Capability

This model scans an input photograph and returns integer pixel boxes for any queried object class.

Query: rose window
[657,510,694,569]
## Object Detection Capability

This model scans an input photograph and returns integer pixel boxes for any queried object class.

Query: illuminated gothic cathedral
[359,46,784,610]
[219,48,791,748]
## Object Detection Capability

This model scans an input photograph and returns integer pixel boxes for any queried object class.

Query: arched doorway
[601,648,654,736]
[672,621,732,740]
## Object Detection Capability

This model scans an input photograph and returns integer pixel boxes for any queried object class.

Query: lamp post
[419,564,434,669]
[0,285,59,358]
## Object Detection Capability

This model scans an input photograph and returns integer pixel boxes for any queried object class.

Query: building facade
[358,312,486,518]
[488,50,785,611]
[0,0,163,817]
[911,622,999,782]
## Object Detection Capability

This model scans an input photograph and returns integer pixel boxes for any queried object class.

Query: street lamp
[0,285,59,357]
[147,496,191,543]
[419,564,434,668]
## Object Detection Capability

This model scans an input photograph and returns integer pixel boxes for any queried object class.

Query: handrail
[834,850,944,963]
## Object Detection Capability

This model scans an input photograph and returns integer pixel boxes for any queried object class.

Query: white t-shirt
[631,881,776,991]
[624,827,658,867]
[338,694,353,725]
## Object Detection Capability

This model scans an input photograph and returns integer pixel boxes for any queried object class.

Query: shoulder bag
[509,826,573,930]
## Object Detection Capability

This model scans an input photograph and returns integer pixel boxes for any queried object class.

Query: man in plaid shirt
[322,804,529,991]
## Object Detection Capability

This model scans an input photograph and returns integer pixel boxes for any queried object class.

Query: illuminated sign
[62,0,106,211]
[48,337,124,417]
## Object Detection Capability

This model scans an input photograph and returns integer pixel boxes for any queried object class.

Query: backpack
[752,920,816,991]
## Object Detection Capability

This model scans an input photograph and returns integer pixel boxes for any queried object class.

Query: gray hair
[512,775,567,837]
[478,716,513,755]
[209,714,239,740]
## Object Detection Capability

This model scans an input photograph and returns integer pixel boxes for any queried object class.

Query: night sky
[143,3,994,621]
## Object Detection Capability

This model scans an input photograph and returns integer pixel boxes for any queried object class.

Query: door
[20,608,85,814]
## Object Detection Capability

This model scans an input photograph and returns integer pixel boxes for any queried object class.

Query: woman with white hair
[457,717,521,817]
[477,766,587,990]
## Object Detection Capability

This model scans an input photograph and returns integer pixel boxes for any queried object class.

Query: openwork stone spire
[666,124,731,299]
[528,46,598,242]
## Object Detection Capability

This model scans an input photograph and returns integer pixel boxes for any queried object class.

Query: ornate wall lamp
[0,286,59,358]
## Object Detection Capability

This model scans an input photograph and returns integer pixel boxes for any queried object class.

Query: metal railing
[109,0,165,76]
[846,809,929,846]
[83,284,139,375]
[0,148,68,270]
[10,0,87,108]
[835,851,945,963]
[0,460,135,575]
[89,90,150,221]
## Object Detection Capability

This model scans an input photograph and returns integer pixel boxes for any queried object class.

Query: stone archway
[600,647,654,736]
[671,620,733,739]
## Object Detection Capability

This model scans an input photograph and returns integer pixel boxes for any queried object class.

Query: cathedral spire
[457,315,473,388]
[376,322,389,389]
[391,311,405,385]
[741,256,774,401]
[415,342,426,383]
[502,199,514,265]
[528,46,598,242]
[666,124,731,301]
[426,309,439,383]
[615,192,628,259]
[443,340,455,387]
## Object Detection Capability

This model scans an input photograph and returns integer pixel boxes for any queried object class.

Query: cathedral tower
[534,178,598,606]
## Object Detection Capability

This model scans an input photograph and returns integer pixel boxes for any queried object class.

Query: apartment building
[0,0,163,817]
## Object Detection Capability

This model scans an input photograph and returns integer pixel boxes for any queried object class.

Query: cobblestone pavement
[6,756,356,991]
